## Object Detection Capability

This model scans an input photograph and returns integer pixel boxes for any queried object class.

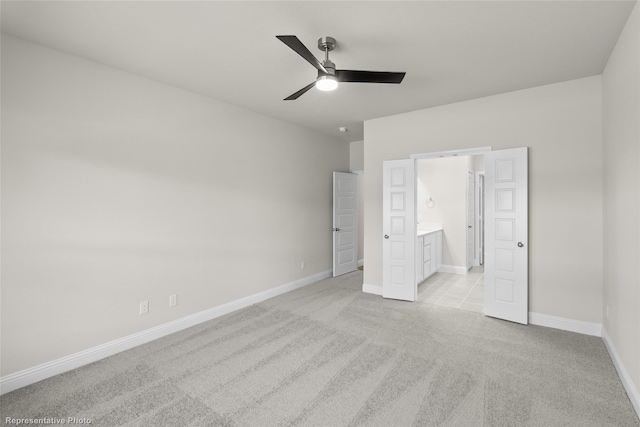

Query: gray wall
[1,36,349,376]
[350,140,365,265]
[364,76,604,323]
[602,1,640,408]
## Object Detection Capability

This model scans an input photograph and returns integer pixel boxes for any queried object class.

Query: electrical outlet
[169,294,177,307]
[139,300,149,315]
[301,261,306,270]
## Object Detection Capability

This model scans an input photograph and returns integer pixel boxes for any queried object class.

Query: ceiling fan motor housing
[318,37,337,77]
[317,36,336,52]
[320,60,336,77]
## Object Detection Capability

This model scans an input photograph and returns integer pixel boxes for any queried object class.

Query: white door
[476,173,485,265]
[484,147,528,324]
[333,172,358,277]
[467,170,474,270]
[382,159,416,301]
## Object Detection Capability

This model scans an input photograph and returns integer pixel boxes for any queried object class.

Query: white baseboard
[602,327,640,419]
[528,312,602,337]
[357,258,364,267]
[439,264,469,274]
[0,269,332,395]
[362,283,382,295]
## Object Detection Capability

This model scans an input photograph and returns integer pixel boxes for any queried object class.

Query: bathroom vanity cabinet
[416,229,442,284]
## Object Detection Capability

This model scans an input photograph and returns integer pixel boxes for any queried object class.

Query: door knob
[517,241,524,247]
[333,228,340,232]
[384,235,389,239]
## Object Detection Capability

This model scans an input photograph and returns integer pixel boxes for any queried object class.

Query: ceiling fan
[276,35,406,100]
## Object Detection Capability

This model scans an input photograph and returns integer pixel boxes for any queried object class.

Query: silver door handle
[384,235,389,239]
[517,242,524,247]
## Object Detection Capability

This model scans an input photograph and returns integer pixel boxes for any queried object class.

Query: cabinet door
[423,236,432,278]
[436,231,443,270]
[416,236,424,283]
[423,239,431,262]
[430,234,437,271]
[423,260,431,279]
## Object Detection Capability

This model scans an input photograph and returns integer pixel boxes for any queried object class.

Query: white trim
[602,327,640,418]
[528,312,602,336]
[362,283,383,295]
[411,146,492,160]
[0,269,332,395]
[466,169,475,270]
[357,258,364,267]
[439,264,469,275]
[474,171,485,266]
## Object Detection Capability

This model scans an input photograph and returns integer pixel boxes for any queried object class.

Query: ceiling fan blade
[276,35,327,74]
[336,70,406,84]
[284,81,316,101]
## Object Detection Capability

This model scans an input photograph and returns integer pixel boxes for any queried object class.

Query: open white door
[382,159,416,301]
[466,170,474,270]
[333,172,358,277]
[476,173,485,265]
[484,147,528,324]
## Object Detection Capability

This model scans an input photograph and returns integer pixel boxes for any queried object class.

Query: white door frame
[475,171,485,266]
[466,170,475,271]
[411,146,492,160]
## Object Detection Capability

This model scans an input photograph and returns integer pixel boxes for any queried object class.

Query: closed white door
[467,170,474,270]
[333,172,358,277]
[484,147,528,324]
[382,159,416,301]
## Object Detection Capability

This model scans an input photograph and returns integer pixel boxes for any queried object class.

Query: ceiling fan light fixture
[316,75,338,91]
[276,35,405,100]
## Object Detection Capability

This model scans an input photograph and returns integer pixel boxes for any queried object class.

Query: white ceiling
[1,1,636,142]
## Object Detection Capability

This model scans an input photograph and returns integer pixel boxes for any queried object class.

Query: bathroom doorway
[415,153,485,313]
[382,146,529,324]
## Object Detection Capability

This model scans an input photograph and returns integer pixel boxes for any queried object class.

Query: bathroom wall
[472,154,485,173]
[417,157,468,268]
[417,155,485,270]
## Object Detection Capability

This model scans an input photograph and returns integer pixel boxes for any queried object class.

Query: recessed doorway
[382,146,529,324]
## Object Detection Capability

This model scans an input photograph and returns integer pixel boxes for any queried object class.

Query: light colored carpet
[1,271,638,426]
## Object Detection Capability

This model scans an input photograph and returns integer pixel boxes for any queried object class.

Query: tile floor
[417,266,484,313]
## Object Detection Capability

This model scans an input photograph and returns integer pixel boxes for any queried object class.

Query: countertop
[417,227,443,237]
